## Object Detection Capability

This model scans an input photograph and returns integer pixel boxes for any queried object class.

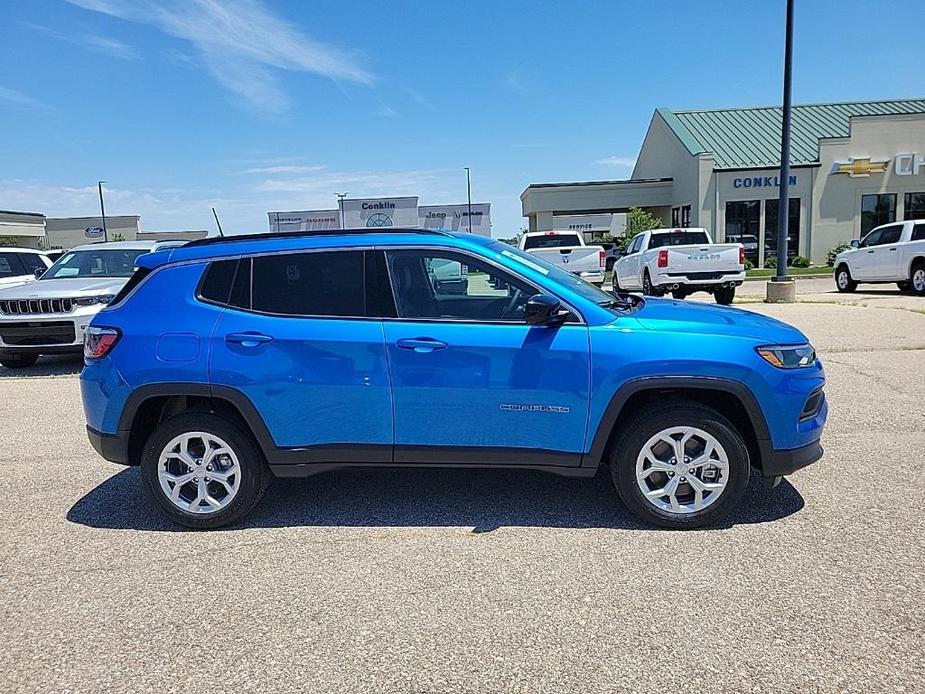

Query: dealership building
[0,212,207,249]
[522,98,925,265]
[269,197,492,236]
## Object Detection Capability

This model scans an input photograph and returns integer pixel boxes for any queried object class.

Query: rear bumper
[760,439,823,477]
[86,425,131,465]
[577,270,605,284]
[653,271,745,288]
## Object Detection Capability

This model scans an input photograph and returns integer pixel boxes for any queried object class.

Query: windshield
[648,231,710,248]
[522,234,582,250]
[491,242,615,305]
[42,248,149,279]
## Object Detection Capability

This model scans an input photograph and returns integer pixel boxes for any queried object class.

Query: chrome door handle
[396,337,448,353]
[226,332,273,347]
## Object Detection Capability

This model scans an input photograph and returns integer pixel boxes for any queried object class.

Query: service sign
[341,197,419,228]
[419,203,491,236]
[267,210,339,232]
[552,213,613,234]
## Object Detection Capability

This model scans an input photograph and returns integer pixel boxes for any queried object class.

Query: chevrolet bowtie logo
[830,157,889,177]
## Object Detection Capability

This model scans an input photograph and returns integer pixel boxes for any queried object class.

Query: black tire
[608,402,751,529]
[671,289,688,300]
[911,261,925,297]
[897,281,911,292]
[642,270,656,296]
[714,286,735,305]
[605,258,616,272]
[835,264,857,293]
[0,353,39,369]
[140,412,271,529]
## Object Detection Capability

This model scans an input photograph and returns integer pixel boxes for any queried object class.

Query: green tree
[111,232,125,241]
[617,207,663,251]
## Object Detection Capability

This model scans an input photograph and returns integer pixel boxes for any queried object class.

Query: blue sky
[1,0,924,236]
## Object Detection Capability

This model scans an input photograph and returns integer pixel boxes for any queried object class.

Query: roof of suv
[68,240,164,253]
[137,228,495,270]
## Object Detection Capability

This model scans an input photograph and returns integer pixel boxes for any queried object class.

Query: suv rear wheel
[0,353,39,369]
[608,402,751,529]
[140,412,270,529]
[713,286,735,305]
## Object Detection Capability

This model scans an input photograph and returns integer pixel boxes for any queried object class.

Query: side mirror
[850,239,860,248]
[525,294,564,325]
[34,268,45,279]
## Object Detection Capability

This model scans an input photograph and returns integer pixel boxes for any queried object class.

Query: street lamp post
[97,181,108,242]
[775,0,794,282]
[336,192,348,230]
[464,167,473,233]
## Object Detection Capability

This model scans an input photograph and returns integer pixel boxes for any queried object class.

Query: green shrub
[744,259,754,271]
[791,255,811,268]
[763,255,778,269]
[826,242,852,267]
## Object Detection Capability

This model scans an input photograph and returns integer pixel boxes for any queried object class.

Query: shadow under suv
[80,229,826,529]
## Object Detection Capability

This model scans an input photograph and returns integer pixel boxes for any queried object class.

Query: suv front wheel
[140,412,270,529]
[609,402,751,529]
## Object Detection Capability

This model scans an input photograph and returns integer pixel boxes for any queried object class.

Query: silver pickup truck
[614,228,746,304]
[518,231,606,286]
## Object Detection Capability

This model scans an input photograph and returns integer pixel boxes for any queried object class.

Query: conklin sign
[733,175,798,188]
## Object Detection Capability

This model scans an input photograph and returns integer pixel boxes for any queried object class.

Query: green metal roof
[659,99,925,169]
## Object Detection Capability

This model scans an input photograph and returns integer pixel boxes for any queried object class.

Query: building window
[764,198,800,262]
[904,192,925,220]
[725,200,760,265]
[671,207,680,226]
[681,205,691,227]
[861,194,896,236]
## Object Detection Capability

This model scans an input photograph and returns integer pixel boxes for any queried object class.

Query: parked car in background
[81,228,826,530]
[614,228,746,304]
[601,243,624,272]
[519,231,606,285]
[0,240,177,368]
[834,220,925,295]
[0,248,52,290]
[44,249,67,263]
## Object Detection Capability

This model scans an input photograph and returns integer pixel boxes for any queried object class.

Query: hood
[633,297,808,344]
[0,276,127,300]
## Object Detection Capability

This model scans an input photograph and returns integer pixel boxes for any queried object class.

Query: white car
[834,220,925,295]
[614,228,745,304]
[0,241,174,368]
[0,247,52,290]
[518,231,606,285]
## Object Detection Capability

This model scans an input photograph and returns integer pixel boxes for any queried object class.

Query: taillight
[599,250,605,267]
[84,326,120,359]
[738,246,746,265]
[657,249,668,268]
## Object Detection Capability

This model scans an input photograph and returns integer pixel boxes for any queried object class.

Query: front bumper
[0,309,98,354]
[760,439,823,477]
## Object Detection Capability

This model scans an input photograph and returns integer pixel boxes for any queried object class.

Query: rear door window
[250,251,366,317]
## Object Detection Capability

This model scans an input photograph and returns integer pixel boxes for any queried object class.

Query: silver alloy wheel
[913,267,925,292]
[837,270,850,289]
[157,432,241,515]
[635,426,730,515]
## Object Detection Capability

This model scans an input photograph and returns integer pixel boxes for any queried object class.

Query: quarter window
[861,194,896,236]
[250,251,366,317]
[913,223,925,242]
[386,249,537,322]
[198,259,238,304]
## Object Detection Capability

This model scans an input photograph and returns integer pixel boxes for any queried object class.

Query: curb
[744,273,832,282]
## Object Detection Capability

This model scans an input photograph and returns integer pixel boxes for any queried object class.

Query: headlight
[74,294,116,306]
[756,344,816,368]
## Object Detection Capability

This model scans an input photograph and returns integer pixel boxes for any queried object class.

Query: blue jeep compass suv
[80,229,826,529]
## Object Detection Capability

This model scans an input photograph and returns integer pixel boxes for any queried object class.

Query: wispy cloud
[254,168,450,199]
[376,104,399,119]
[504,68,529,94]
[66,0,373,113]
[238,164,326,175]
[24,21,137,60]
[403,86,435,111]
[0,86,49,111]
[594,155,637,167]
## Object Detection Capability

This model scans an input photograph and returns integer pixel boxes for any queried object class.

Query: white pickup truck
[834,220,925,295]
[519,231,605,286]
[613,228,745,304]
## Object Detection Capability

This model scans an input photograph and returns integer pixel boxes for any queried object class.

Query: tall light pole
[336,192,348,229]
[97,181,108,242]
[464,167,473,233]
[774,0,794,282]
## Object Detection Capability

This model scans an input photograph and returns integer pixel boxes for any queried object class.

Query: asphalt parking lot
[1,281,923,693]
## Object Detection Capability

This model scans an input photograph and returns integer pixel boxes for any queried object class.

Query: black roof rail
[184,227,454,248]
